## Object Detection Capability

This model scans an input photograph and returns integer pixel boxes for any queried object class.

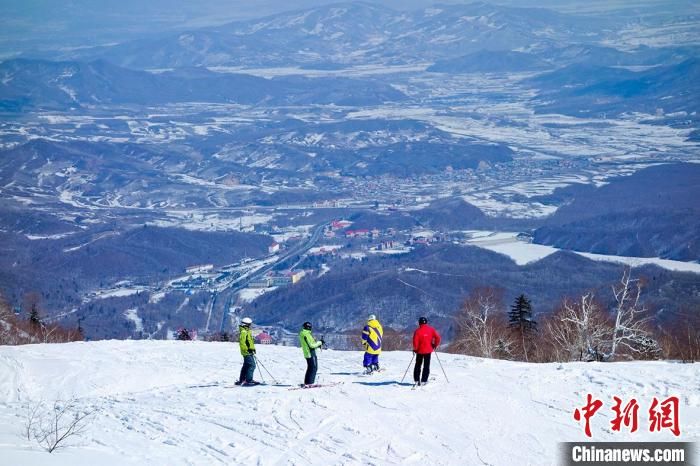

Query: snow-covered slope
[0,341,698,465]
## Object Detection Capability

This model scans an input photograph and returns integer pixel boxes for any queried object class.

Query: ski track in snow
[0,341,698,465]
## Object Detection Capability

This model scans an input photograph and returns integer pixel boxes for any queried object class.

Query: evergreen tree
[508,294,537,361]
[77,317,85,340]
[29,304,42,328]
[509,294,536,331]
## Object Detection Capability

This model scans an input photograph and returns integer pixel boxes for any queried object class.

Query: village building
[331,220,353,230]
[249,278,271,288]
[254,332,273,344]
[185,264,214,274]
[345,229,370,238]
[291,270,306,284]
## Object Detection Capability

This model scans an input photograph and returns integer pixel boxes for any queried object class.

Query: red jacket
[413,324,441,354]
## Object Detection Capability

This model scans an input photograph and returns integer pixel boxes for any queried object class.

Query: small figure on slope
[361,314,383,374]
[236,317,260,386]
[176,327,191,341]
[412,316,441,386]
[299,321,324,386]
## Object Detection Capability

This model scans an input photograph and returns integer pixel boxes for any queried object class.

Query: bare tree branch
[546,293,612,362]
[605,268,653,361]
[24,398,97,453]
[451,288,513,359]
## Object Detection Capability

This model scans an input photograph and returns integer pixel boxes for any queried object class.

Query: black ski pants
[304,350,318,385]
[413,353,431,383]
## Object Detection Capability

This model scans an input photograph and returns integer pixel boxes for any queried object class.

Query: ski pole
[253,355,268,383]
[254,355,267,383]
[400,352,415,383]
[434,351,449,383]
[254,355,278,385]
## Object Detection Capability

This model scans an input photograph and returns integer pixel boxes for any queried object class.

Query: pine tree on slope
[509,294,537,362]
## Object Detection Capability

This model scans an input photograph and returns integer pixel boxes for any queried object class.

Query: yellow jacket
[362,319,383,354]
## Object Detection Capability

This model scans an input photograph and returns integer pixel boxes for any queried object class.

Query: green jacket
[239,325,255,356]
[299,328,322,358]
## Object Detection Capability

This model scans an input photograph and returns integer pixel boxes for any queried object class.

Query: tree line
[2,267,698,363]
[448,269,700,362]
[0,293,83,345]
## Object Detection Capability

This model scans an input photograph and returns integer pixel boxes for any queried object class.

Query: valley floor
[0,341,697,465]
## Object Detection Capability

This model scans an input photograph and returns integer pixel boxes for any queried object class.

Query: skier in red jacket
[412,316,441,386]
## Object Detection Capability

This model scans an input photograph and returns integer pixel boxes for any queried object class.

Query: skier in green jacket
[235,317,260,386]
[299,321,324,386]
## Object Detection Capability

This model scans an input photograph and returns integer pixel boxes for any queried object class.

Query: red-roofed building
[255,332,273,344]
[331,220,353,230]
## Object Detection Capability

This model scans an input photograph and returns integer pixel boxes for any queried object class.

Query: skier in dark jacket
[299,321,324,386]
[412,316,441,386]
[236,317,260,386]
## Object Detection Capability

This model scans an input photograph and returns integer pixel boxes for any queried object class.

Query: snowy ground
[0,341,698,465]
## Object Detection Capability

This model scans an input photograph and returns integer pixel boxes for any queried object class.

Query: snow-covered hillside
[0,341,698,465]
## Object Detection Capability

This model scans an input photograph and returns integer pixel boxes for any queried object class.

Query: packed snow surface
[0,341,698,465]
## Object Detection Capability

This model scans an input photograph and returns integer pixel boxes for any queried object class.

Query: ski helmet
[303,321,312,330]
[368,314,376,321]
[241,317,253,326]
[418,316,428,324]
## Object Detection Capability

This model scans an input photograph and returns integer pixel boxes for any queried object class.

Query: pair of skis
[360,367,387,376]
[288,381,343,391]
[411,378,437,390]
[227,382,291,388]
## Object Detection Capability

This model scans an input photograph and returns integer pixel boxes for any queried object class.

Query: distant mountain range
[526,58,700,117]
[429,44,700,74]
[48,2,609,69]
[3,2,696,120]
[0,58,406,111]
[2,1,698,341]
[533,163,700,261]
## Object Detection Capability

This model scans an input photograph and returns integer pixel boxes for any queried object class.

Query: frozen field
[465,231,700,273]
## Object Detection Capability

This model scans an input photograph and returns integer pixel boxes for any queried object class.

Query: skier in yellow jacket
[235,317,260,386]
[362,314,383,374]
[299,321,324,386]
